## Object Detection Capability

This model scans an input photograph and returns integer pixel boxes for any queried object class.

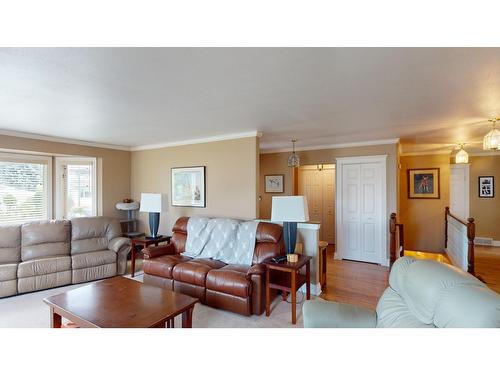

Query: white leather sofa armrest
[108,237,131,254]
[303,300,377,328]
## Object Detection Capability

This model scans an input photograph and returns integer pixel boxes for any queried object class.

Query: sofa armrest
[302,300,377,328]
[108,237,131,254]
[246,263,266,279]
[142,244,176,259]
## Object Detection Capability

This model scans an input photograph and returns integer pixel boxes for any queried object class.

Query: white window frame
[55,156,98,220]
[0,152,53,221]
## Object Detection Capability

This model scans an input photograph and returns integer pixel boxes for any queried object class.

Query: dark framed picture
[265,174,284,193]
[478,176,494,198]
[171,166,206,207]
[407,168,440,199]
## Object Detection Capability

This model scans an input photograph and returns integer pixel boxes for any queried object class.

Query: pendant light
[287,139,300,167]
[455,143,469,164]
[483,118,500,150]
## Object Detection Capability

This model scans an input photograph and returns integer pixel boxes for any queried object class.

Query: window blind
[0,158,49,224]
[64,163,94,219]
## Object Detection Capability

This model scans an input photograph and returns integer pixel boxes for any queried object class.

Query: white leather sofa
[303,256,500,328]
[0,217,131,298]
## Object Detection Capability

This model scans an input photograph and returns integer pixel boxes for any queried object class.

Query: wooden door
[322,168,335,244]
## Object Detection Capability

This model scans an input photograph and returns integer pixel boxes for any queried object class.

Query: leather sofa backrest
[71,217,121,254]
[0,224,22,264]
[381,256,500,328]
[170,217,283,263]
[21,220,71,261]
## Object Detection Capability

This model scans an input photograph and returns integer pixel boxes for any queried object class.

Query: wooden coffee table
[43,277,198,328]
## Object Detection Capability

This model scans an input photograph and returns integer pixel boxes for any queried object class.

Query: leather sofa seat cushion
[0,263,18,281]
[72,263,117,284]
[21,220,71,261]
[172,258,226,287]
[71,250,117,270]
[18,256,72,278]
[71,217,122,254]
[376,288,434,328]
[143,254,192,279]
[0,224,21,264]
[206,264,252,298]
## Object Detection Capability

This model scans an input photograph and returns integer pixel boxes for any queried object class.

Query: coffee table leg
[131,243,136,277]
[182,307,193,328]
[291,270,296,325]
[265,267,270,317]
[50,307,62,328]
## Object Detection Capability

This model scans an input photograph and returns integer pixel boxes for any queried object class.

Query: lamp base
[283,221,297,255]
[287,254,299,263]
[148,212,160,238]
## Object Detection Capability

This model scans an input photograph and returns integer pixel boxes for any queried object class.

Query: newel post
[444,206,450,249]
[467,218,475,275]
[389,213,397,266]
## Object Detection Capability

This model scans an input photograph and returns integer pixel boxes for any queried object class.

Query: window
[0,153,52,224]
[55,157,97,219]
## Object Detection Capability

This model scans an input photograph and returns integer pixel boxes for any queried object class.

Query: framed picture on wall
[407,168,440,199]
[171,166,206,207]
[478,176,494,198]
[265,174,284,193]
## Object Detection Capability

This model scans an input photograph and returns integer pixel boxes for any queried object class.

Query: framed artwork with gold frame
[407,168,440,199]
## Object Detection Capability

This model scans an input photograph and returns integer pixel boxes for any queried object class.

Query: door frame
[335,155,388,266]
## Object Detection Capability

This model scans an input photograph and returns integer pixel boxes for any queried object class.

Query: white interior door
[337,156,387,265]
[323,168,335,244]
[450,164,470,221]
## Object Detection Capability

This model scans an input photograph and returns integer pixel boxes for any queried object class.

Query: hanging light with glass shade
[287,139,300,167]
[483,118,500,150]
[455,143,469,164]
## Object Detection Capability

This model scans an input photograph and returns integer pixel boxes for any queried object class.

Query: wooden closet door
[322,168,335,244]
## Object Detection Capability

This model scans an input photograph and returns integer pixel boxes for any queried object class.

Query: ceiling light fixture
[483,118,500,151]
[455,143,469,164]
[287,139,300,168]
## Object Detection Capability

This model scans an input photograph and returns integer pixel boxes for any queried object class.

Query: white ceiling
[1,48,499,154]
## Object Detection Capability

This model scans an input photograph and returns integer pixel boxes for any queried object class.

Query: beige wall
[469,155,500,240]
[399,154,450,252]
[131,136,260,236]
[0,134,131,218]
[259,143,399,220]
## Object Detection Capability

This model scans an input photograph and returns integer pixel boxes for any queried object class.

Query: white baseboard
[299,282,322,296]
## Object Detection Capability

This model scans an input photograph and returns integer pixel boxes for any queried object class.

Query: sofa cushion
[71,250,117,270]
[0,224,21,264]
[206,264,251,298]
[71,217,121,254]
[18,256,71,278]
[172,258,226,287]
[21,220,71,261]
[0,263,18,281]
[143,254,192,279]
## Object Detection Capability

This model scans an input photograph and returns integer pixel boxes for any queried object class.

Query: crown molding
[260,138,400,154]
[0,129,130,151]
[399,150,452,157]
[130,131,261,151]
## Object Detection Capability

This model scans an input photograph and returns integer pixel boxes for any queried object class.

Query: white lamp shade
[140,193,168,213]
[455,148,469,164]
[271,196,310,222]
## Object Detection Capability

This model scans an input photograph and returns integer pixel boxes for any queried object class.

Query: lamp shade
[140,193,168,213]
[271,196,310,222]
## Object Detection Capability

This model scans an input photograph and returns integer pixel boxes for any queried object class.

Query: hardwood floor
[320,244,500,309]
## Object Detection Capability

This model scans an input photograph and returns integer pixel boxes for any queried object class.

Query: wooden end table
[130,235,171,277]
[264,255,312,325]
[43,277,198,328]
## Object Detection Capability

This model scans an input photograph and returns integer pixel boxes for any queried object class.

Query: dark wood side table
[130,236,171,277]
[264,255,312,325]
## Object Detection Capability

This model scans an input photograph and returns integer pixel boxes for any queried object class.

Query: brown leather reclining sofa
[142,217,284,316]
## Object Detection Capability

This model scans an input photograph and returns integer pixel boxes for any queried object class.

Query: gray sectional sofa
[0,217,131,298]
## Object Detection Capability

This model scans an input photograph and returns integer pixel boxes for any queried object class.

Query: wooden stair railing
[389,213,404,266]
[445,206,475,275]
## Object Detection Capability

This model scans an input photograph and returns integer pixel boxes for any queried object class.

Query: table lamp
[140,193,168,239]
[271,196,309,262]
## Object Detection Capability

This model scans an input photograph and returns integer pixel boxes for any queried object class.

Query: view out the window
[0,160,48,224]
[64,163,94,218]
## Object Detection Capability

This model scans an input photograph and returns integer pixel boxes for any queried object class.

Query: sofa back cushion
[170,217,283,264]
[383,256,500,328]
[71,217,121,254]
[21,220,71,261]
[0,224,22,264]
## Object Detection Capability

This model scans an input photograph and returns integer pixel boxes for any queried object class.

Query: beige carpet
[0,271,317,328]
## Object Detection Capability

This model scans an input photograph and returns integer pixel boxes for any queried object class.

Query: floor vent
[475,237,493,246]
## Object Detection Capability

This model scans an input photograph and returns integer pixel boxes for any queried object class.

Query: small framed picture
[407,168,440,199]
[478,176,494,198]
[265,174,284,193]
[171,166,206,207]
